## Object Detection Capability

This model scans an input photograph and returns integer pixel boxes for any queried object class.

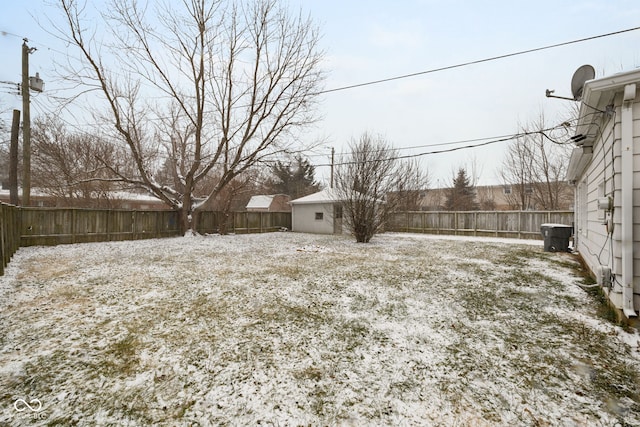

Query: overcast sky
[1,1,640,187]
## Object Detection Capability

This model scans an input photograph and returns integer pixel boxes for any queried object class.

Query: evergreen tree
[444,168,479,211]
[265,155,320,199]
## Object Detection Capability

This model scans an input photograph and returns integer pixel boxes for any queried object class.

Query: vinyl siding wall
[291,202,335,234]
[576,94,640,309]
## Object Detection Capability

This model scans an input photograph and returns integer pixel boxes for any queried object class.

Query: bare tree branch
[334,133,429,243]
[55,0,324,232]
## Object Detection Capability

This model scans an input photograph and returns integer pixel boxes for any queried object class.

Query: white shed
[289,188,344,234]
[566,68,640,319]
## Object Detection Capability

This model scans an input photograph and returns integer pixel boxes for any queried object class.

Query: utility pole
[9,109,20,205]
[330,147,335,188]
[22,39,37,206]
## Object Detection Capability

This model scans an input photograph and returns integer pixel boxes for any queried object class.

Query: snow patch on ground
[0,232,638,425]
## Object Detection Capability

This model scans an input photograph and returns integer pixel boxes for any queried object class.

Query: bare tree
[55,0,324,232]
[207,169,261,234]
[388,166,430,211]
[499,135,535,210]
[499,112,573,210]
[30,116,129,207]
[334,133,429,243]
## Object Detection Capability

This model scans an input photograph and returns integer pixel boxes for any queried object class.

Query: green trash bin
[540,223,573,252]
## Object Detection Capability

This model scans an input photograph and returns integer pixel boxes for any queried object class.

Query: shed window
[503,186,512,195]
[315,212,323,220]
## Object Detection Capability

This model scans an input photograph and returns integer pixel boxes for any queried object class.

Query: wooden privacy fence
[19,208,292,247]
[387,210,574,240]
[0,206,293,276]
[1,203,21,276]
[1,205,570,276]
[196,211,292,235]
[20,208,180,246]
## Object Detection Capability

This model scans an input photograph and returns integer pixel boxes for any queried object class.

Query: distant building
[245,194,291,212]
[418,183,574,211]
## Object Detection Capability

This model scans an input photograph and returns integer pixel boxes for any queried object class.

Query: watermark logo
[13,398,46,420]
[13,398,42,413]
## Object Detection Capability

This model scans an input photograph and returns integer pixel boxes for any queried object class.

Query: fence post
[474,212,477,236]
[71,208,76,244]
[518,211,522,240]
[0,205,5,276]
[454,212,458,235]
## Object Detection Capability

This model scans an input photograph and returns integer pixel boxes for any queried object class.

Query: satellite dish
[571,65,595,100]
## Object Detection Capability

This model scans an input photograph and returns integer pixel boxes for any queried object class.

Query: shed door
[333,204,343,234]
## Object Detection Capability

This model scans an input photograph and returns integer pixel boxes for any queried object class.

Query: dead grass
[0,233,638,426]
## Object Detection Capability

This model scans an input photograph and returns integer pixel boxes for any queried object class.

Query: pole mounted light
[21,38,41,206]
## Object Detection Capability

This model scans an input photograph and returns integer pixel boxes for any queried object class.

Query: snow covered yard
[1,232,639,426]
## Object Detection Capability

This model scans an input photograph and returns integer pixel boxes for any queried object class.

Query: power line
[4,22,624,169]
[5,24,639,104]
[318,26,640,95]
[319,123,574,167]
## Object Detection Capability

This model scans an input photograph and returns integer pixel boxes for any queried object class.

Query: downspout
[621,83,637,318]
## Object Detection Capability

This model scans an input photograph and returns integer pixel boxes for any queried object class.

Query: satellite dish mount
[545,64,595,101]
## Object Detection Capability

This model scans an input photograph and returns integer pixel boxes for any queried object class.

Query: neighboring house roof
[289,188,342,205]
[246,195,276,210]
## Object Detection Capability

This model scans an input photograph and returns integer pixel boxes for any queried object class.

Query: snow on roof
[289,188,342,205]
[246,195,275,209]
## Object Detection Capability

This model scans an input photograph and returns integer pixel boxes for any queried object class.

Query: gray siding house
[566,68,640,319]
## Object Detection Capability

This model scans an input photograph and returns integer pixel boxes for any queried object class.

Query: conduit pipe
[621,83,637,318]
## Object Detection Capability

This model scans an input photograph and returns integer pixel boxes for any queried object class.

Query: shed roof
[289,188,342,205]
[246,195,275,209]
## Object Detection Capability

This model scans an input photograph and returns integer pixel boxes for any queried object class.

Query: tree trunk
[179,198,197,235]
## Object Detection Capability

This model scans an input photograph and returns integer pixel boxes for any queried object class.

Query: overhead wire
[319,122,576,167]
[2,24,639,119]
[317,26,640,95]
[4,23,638,175]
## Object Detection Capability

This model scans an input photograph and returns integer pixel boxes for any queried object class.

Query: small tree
[264,155,320,199]
[334,133,428,243]
[444,168,478,211]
